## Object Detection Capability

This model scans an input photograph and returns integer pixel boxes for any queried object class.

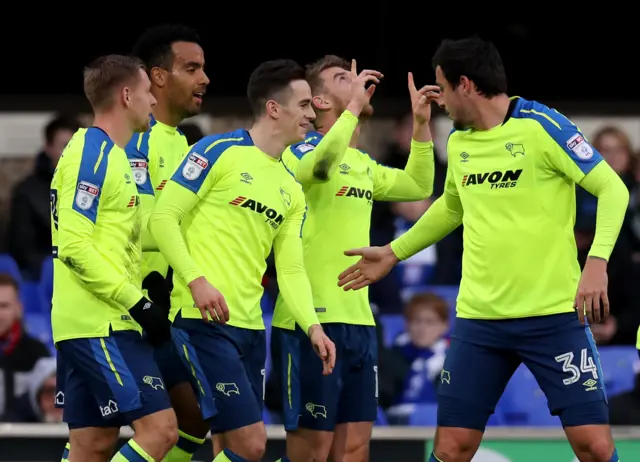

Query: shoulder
[190,129,251,163]
[288,131,324,159]
[63,128,115,168]
[511,97,578,135]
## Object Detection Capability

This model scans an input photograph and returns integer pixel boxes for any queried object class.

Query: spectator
[178,122,204,146]
[1,357,61,423]
[391,293,449,407]
[7,115,79,280]
[0,274,50,420]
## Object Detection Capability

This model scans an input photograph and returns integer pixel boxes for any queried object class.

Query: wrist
[307,324,322,337]
[383,243,401,263]
[187,276,206,290]
[346,100,364,117]
[586,255,608,268]
[412,122,432,142]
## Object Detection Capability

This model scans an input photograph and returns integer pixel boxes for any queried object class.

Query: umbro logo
[339,163,350,175]
[240,172,253,184]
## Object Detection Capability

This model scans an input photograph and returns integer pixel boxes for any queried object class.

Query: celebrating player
[149,59,337,462]
[338,37,629,462]
[270,56,434,462]
[128,24,211,462]
[52,55,177,462]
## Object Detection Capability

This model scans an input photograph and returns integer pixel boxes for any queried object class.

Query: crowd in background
[1,113,639,425]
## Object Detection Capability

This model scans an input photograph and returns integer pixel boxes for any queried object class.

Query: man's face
[128,69,157,133]
[275,79,316,145]
[435,66,470,130]
[165,41,209,119]
[317,66,374,117]
[0,284,21,337]
[45,129,74,166]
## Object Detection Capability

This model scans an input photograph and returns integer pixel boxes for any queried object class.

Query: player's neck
[470,94,511,131]
[152,98,182,127]
[249,121,286,160]
[92,113,133,149]
[315,110,361,148]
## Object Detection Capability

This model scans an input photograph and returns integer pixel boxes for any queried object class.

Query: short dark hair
[432,36,507,97]
[305,55,350,93]
[44,116,79,144]
[246,59,306,115]
[83,55,146,111]
[0,273,19,293]
[132,24,201,70]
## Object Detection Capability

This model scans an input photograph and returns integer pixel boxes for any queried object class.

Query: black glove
[129,297,171,346]
[142,271,171,313]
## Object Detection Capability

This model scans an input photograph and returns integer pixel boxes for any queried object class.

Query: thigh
[274,326,342,432]
[336,325,378,425]
[173,321,262,434]
[153,340,193,392]
[518,313,608,424]
[438,319,519,431]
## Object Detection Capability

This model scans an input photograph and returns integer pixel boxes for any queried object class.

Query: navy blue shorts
[55,330,171,429]
[273,323,378,432]
[438,312,609,430]
[153,340,192,391]
[172,313,266,434]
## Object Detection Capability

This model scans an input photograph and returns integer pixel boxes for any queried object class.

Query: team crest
[297,143,315,154]
[280,187,291,207]
[75,181,99,210]
[128,159,148,185]
[182,152,208,180]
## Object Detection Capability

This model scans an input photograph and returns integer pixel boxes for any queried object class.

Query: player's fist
[347,59,383,115]
[188,276,230,324]
[574,257,610,325]
[408,72,440,126]
[338,244,400,291]
[308,325,336,375]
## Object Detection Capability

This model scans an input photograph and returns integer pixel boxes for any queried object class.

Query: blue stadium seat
[24,312,53,350]
[375,407,389,426]
[498,365,562,426]
[38,257,53,311]
[379,314,404,346]
[598,346,639,397]
[0,254,21,283]
[20,282,44,315]
[407,403,439,426]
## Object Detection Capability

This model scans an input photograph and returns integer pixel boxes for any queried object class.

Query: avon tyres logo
[336,186,373,204]
[229,196,284,229]
[461,169,522,190]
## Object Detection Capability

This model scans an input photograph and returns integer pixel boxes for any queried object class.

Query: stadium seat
[379,314,404,346]
[0,254,21,283]
[407,403,439,426]
[20,281,44,315]
[498,365,562,426]
[375,406,389,426]
[24,312,53,350]
[598,346,639,397]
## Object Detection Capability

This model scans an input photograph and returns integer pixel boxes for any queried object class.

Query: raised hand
[347,59,383,114]
[408,72,440,125]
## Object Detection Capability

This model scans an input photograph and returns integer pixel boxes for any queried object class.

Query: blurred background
[1,14,640,461]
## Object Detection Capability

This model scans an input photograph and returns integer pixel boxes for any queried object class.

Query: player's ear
[150,67,166,88]
[265,99,280,119]
[459,76,472,96]
[312,95,331,111]
[122,87,132,108]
